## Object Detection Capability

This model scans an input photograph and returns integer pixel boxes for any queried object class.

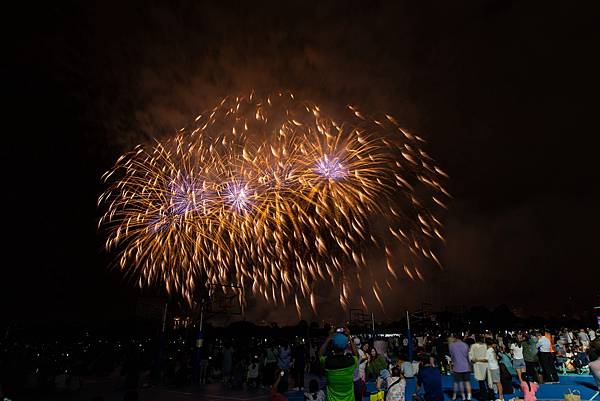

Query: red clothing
[544,333,555,353]
[268,389,289,401]
[520,381,539,401]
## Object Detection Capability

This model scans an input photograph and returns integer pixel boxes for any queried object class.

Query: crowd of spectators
[0,325,598,401]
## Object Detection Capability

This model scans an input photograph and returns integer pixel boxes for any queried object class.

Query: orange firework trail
[98,92,449,315]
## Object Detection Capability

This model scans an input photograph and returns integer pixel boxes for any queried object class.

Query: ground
[38,373,598,401]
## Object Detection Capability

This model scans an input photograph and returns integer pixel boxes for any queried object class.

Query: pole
[193,304,205,384]
[155,302,168,384]
[161,302,168,333]
[371,313,375,336]
[406,310,413,362]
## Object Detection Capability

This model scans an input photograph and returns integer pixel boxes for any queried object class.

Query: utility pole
[193,301,205,384]
[154,301,168,384]
[406,309,413,361]
[371,312,375,336]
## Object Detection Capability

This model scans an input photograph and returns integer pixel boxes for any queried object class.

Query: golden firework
[99,92,449,315]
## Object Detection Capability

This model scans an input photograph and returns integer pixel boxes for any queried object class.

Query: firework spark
[99,92,449,315]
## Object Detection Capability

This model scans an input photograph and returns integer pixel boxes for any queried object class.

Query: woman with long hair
[367,348,387,381]
[519,373,539,401]
[510,335,526,381]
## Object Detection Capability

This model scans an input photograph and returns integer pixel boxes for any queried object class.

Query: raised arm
[272,369,282,391]
[348,333,359,356]
[319,333,334,357]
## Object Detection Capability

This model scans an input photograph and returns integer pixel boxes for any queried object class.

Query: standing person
[264,344,278,387]
[319,329,359,401]
[543,330,555,354]
[449,335,472,400]
[485,339,503,401]
[523,333,540,383]
[247,356,260,389]
[353,339,368,401]
[536,331,558,383]
[367,348,388,381]
[469,335,490,400]
[276,341,292,393]
[497,347,516,377]
[293,341,306,391]
[567,330,575,346]
[222,342,234,385]
[588,328,597,342]
[498,354,514,397]
[558,330,569,348]
[414,355,444,401]
[519,373,539,401]
[496,333,505,350]
[510,336,526,382]
[578,329,591,351]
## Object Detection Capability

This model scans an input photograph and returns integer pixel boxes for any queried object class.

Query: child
[520,373,539,401]
[304,379,325,401]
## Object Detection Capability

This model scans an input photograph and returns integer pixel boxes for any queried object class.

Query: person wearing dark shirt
[523,334,540,383]
[414,355,444,401]
[293,341,307,391]
[268,369,290,401]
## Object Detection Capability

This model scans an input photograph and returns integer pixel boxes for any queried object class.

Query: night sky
[5,1,598,324]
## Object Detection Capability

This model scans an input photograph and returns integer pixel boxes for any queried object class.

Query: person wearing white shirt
[354,341,369,400]
[578,329,590,350]
[536,335,551,353]
[567,330,574,345]
[536,331,558,383]
[470,336,490,396]
[588,329,596,342]
[510,336,526,382]
[484,339,503,401]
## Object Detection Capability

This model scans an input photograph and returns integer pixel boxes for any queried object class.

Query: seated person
[562,346,576,373]
[414,355,443,401]
[574,346,590,374]
[304,378,325,401]
[377,367,406,401]
[396,355,415,378]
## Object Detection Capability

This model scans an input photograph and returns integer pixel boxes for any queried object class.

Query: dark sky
[5,0,599,324]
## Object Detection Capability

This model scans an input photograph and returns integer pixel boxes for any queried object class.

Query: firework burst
[99,92,449,315]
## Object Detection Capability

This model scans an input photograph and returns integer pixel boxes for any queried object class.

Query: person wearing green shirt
[523,334,540,383]
[319,328,359,401]
[367,348,388,381]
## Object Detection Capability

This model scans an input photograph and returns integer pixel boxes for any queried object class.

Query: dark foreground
[31,373,598,401]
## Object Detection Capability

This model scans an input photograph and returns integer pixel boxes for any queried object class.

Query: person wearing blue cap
[319,328,359,401]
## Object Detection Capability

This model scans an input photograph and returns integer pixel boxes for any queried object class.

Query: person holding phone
[319,327,359,401]
[268,369,290,401]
